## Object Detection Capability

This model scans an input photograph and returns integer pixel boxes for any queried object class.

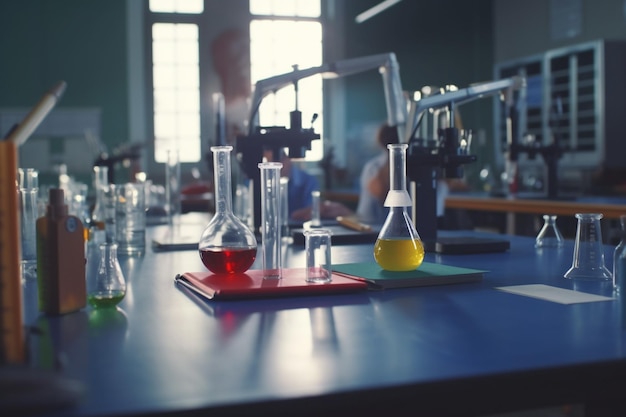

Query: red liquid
[199,247,257,274]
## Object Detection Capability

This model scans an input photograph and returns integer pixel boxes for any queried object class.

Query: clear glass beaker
[564,213,612,281]
[374,144,424,271]
[258,162,283,278]
[88,241,126,308]
[535,214,564,248]
[198,146,257,274]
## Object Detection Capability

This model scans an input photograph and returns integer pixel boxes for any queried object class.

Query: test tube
[165,149,181,225]
[280,177,290,239]
[18,168,38,280]
[258,162,283,279]
[311,190,321,227]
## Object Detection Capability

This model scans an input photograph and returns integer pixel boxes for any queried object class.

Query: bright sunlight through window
[250,0,324,160]
[151,22,201,163]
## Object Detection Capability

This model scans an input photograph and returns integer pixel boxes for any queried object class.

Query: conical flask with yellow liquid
[373,143,424,271]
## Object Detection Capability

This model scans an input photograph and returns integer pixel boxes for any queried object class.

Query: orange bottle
[36,188,86,315]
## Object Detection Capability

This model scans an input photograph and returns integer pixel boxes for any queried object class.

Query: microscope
[235,53,407,232]
[405,77,526,253]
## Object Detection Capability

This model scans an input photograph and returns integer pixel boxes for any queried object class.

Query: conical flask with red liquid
[198,146,257,274]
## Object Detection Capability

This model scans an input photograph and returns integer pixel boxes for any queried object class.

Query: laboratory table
[445,193,626,235]
[16,215,626,417]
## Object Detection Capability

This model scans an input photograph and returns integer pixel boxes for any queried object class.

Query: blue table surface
[19,216,626,417]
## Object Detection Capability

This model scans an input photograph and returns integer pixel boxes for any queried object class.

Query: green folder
[332,262,486,289]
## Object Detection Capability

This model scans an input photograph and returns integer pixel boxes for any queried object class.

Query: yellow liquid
[374,238,425,271]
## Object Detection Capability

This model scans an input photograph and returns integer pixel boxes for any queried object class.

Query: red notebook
[175,268,368,300]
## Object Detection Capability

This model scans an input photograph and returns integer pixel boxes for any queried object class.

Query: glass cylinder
[564,213,612,281]
[311,190,322,227]
[198,146,257,274]
[535,214,564,248]
[18,168,39,280]
[613,215,626,293]
[88,242,126,308]
[280,177,290,239]
[374,144,424,271]
[258,162,283,278]
[91,166,109,230]
[165,149,181,224]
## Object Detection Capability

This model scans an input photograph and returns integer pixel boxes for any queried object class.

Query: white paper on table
[495,284,615,305]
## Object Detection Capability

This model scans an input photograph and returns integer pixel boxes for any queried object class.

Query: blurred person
[356,123,462,226]
[356,123,399,224]
[265,150,353,222]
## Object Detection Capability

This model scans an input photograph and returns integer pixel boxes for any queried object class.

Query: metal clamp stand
[404,77,525,253]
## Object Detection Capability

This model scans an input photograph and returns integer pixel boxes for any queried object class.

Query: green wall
[0,0,129,151]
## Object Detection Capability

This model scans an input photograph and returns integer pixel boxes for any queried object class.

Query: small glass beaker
[374,144,424,271]
[258,162,283,278]
[564,213,612,281]
[535,214,564,248]
[198,146,257,274]
[305,229,332,283]
[88,241,126,308]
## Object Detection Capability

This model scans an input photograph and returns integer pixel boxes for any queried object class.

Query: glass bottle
[88,241,126,308]
[374,144,424,271]
[535,214,564,248]
[198,146,257,274]
[613,215,626,293]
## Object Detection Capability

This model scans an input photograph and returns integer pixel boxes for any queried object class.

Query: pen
[336,216,372,232]
[7,80,67,147]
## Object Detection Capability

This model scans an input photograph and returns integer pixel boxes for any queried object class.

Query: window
[147,0,324,163]
[149,1,202,163]
[249,0,324,160]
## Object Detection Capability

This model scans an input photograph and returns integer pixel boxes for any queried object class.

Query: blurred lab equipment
[165,149,181,224]
[198,146,257,274]
[310,190,322,227]
[374,144,424,271]
[535,214,564,248]
[91,166,109,230]
[405,77,525,249]
[236,53,406,232]
[564,213,612,281]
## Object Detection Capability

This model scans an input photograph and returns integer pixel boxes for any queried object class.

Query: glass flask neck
[212,146,234,215]
[388,143,408,191]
